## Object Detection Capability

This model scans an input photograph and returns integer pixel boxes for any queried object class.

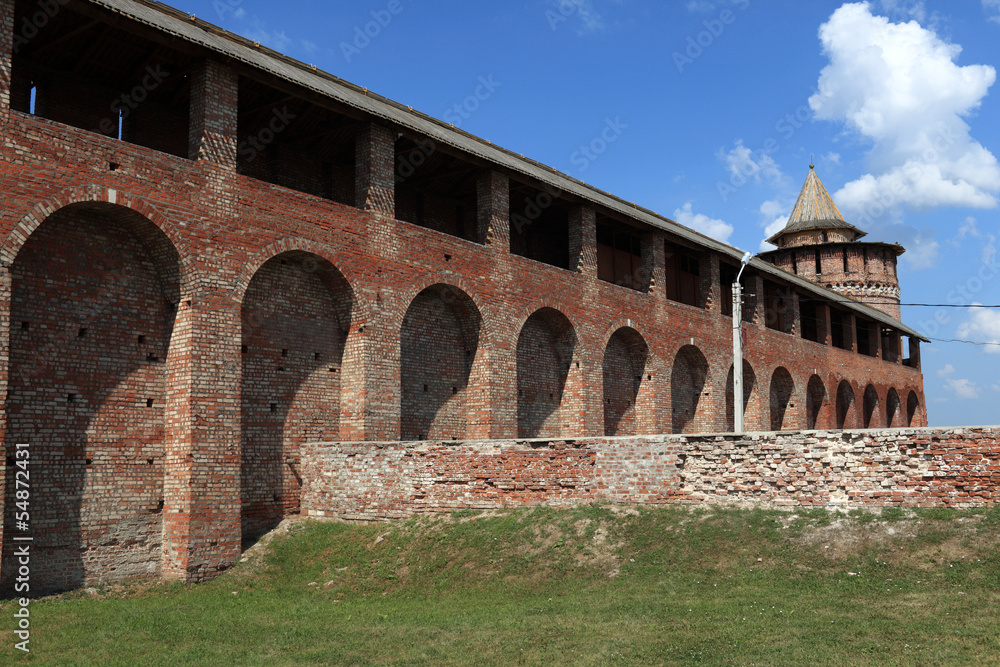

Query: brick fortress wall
[301,427,1000,520]
[0,0,928,593]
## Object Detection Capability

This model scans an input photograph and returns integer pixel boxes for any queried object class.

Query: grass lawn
[2,504,999,665]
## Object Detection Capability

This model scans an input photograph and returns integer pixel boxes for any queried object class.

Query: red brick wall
[240,253,350,542]
[400,285,482,441]
[2,204,174,593]
[0,5,930,591]
[300,428,1000,520]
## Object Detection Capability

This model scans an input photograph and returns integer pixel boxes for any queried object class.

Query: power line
[927,337,1000,348]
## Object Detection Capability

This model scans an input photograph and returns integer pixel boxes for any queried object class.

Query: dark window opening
[881,328,900,363]
[801,299,819,342]
[857,318,875,357]
[509,182,570,269]
[763,281,789,333]
[791,252,798,274]
[597,217,643,290]
[814,249,822,274]
[395,135,481,242]
[665,242,701,307]
[842,249,849,273]
[11,2,194,159]
[238,77,356,206]
[830,309,849,350]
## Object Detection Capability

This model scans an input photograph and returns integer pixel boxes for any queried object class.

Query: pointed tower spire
[766,165,865,247]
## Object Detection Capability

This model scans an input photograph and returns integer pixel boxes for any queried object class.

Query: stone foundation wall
[301,427,1000,520]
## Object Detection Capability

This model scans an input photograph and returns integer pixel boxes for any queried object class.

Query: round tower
[759,165,905,320]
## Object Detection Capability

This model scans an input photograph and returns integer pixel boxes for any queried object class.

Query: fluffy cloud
[986,0,1000,24]
[673,202,734,243]
[758,200,789,251]
[809,3,1000,219]
[950,217,997,264]
[957,305,1000,354]
[937,363,982,399]
[720,140,784,187]
[879,0,927,22]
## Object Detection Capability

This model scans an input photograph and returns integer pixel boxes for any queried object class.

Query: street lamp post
[733,251,753,434]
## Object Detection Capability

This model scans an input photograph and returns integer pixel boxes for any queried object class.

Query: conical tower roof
[767,165,866,245]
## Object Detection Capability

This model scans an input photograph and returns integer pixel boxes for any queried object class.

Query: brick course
[301,428,1000,520]
[0,0,930,592]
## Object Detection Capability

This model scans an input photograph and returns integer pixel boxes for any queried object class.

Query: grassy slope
[2,505,999,666]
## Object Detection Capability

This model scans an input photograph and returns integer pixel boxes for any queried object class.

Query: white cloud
[756,200,791,251]
[720,140,784,187]
[810,3,1000,219]
[946,378,981,399]
[937,363,982,399]
[984,235,997,266]
[880,0,927,22]
[243,21,291,52]
[673,202,734,243]
[957,305,1000,354]
[550,0,605,33]
[986,0,1000,24]
[902,231,940,270]
[954,216,982,242]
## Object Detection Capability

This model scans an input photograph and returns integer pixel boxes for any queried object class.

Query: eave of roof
[759,241,906,260]
[767,167,866,245]
[84,0,928,342]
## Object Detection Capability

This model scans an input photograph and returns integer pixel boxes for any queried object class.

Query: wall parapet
[300,427,1000,520]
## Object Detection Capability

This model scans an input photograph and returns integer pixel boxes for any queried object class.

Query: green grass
[3,504,1000,665]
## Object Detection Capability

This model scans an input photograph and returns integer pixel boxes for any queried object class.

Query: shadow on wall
[2,203,178,594]
[671,345,709,434]
[517,308,578,438]
[603,327,651,437]
[240,251,353,546]
[725,360,757,432]
[400,284,482,441]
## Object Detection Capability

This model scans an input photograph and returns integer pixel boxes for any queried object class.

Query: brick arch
[886,388,902,428]
[393,271,495,341]
[602,326,654,436]
[234,238,370,321]
[806,374,828,430]
[836,379,858,429]
[725,360,759,432]
[239,250,361,543]
[1,198,186,593]
[671,344,710,434]
[863,384,880,429]
[400,283,485,441]
[769,367,796,431]
[906,390,922,427]
[511,298,578,342]
[516,306,581,438]
[1,186,196,293]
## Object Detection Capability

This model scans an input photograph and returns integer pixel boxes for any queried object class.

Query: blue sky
[179,0,1000,426]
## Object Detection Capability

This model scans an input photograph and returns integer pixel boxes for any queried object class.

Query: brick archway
[1,199,186,593]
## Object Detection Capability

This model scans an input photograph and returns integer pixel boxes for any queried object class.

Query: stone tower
[759,165,905,320]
